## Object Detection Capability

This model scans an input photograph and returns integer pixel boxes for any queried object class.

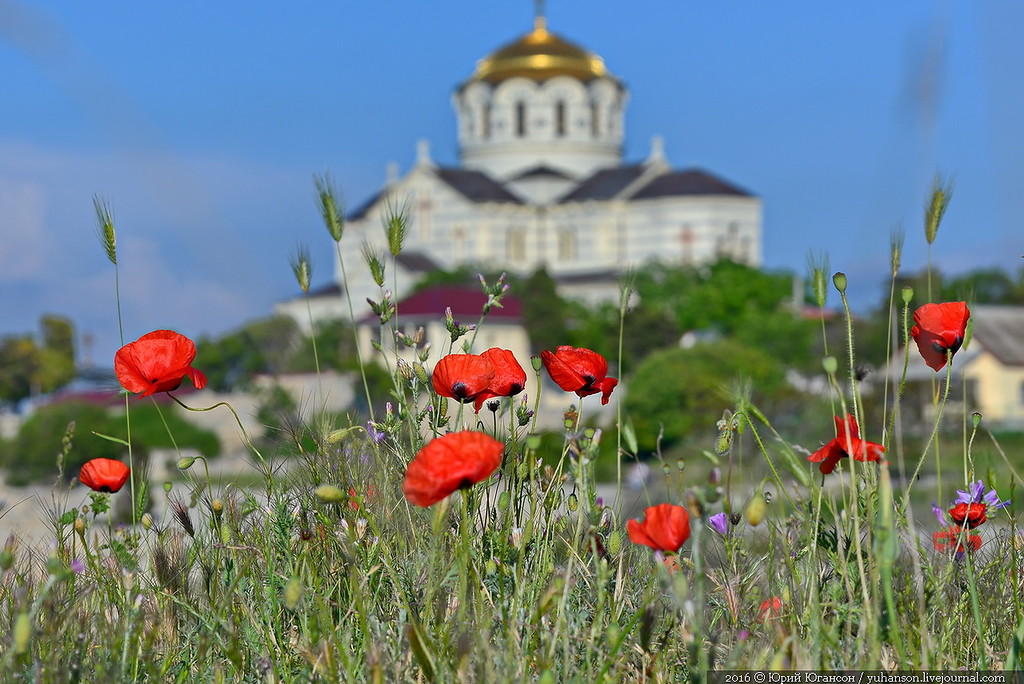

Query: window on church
[507,227,526,261]
[555,101,566,137]
[591,102,601,137]
[516,102,527,137]
[557,228,576,261]
[482,103,491,140]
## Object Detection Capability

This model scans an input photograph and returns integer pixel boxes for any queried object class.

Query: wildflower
[933,526,981,554]
[78,458,130,493]
[403,431,504,507]
[431,354,495,404]
[114,330,207,397]
[910,302,970,372]
[807,414,884,474]
[540,346,618,405]
[709,512,729,535]
[472,348,527,413]
[946,480,1010,529]
[948,502,987,529]
[757,597,783,623]
[627,503,691,553]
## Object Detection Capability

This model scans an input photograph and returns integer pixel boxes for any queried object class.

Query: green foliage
[127,402,221,458]
[519,267,570,353]
[0,315,77,404]
[0,400,220,485]
[195,316,299,391]
[1,401,125,485]
[624,339,790,452]
[285,318,358,373]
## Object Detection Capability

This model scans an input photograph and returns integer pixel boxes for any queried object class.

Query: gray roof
[630,169,754,199]
[970,305,1024,366]
[558,165,646,202]
[510,164,573,180]
[559,165,754,203]
[435,167,522,203]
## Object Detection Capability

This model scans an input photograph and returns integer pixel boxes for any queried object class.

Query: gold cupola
[469,15,613,84]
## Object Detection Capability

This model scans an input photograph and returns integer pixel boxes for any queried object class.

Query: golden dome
[470,17,613,84]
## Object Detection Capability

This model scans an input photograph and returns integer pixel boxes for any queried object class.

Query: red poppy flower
[627,503,691,553]
[948,502,987,528]
[540,346,618,405]
[79,458,130,493]
[472,348,527,412]
[403,431,504,507]
[807,414,885,474]
[115,330,207,397]
[910,302,970,372]
[431,354,495,404]
[757,597,783,623]
[933,526,982,553]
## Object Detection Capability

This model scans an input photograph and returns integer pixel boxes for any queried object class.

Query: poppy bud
[715,429,732,455]
[177,457,196,471]
[972,412,982,428]
[822,356,838,375]
[315,485,347,504]
[284,576,302,610]
[141,513,153,530]
[832,271,847,294]
[607,530,622,556]
[567,494,579,512]
[901,286,914,304]
[13,612,30,654]
[0,551,12,571]
[413,362,429,385]
[676,459,686,472]
[497,491,510,511]
[163,481,173,494]
[74,518,85,535]
[746,494,767,526]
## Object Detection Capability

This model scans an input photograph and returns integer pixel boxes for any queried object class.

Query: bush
[624,339,792,453]
[1,400,220,486]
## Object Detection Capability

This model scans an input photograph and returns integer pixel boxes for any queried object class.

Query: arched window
[516,101,527,137]
[555,101,566,137]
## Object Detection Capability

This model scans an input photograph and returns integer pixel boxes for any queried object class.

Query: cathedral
[285,12,762,324]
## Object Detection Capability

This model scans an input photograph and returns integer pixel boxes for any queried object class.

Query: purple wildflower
[70,559,85,574]
[366,421,386,444]
[955,480,1010,511]
[931,502,948,527]
[709,512,729,535]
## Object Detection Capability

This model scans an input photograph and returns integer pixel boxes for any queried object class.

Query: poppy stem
[899,354,953,514]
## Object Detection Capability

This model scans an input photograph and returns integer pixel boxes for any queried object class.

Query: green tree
[624,339,791,453]
[520,267,570,353]
[196,316,300,391]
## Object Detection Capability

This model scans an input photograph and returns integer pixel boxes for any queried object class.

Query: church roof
[349,167,521,222]
[467,17,615,85]
[510,164,573,180]
[560,166,754,203]
[630,169,754,199]
[435,167,523,204]
[558,165,647,202]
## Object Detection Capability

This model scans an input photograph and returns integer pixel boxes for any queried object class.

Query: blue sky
[1,1,1022,365]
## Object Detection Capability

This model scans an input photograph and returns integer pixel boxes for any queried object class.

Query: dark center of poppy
[457,477,474,490]
[97,485,114,493]
[452,381,468,399]
[508,382,523,395]
[580,374,596,390]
